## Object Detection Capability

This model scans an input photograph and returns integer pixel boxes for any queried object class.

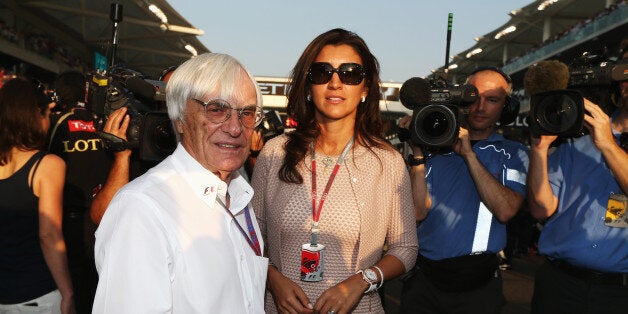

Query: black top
[0,151,57,304]
[48,108,113,213]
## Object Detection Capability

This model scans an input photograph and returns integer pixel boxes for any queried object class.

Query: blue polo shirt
[539,130,628,273]
[418,133,529,261]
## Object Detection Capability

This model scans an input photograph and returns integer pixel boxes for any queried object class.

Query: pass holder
[301,242,325,282]
[300,138,354,282]
[605,193,628,228]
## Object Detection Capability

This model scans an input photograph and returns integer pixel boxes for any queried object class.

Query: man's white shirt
[93,144,268,313]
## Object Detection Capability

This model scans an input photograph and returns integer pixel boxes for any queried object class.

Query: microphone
[125,76,157,99]
[524,60,570,95]
[400,77,432,109]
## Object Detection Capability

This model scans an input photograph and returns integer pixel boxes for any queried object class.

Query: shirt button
[240,254,245,261]
[592,244,598,248]
[352,178,357,183]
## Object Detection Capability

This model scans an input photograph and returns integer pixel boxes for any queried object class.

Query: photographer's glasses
[191,98,264,128]
[307,62,365,85]
[32,79,58,113]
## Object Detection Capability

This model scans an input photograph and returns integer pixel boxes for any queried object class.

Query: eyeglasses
[307,62,365,85]
[191,98,264,128]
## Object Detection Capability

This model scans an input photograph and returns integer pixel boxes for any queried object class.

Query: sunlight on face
[177,72,257,181]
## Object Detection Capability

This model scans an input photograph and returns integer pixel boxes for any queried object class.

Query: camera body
[87,67,176,162]
[529,89,584,137]
[528,52,627,137]
[258,110,285,143]
[403,79,478,147]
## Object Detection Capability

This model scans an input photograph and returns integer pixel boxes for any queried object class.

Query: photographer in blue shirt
[400,67,529,313]
[527,71,628,313]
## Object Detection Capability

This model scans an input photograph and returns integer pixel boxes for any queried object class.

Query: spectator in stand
[0,77,75,314]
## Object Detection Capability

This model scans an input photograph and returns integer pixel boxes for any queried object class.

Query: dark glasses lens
[308,62,365,85]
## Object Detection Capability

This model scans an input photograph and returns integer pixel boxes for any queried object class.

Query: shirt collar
[170,143,253,215]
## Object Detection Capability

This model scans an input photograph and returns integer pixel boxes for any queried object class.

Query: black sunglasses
[307,62,365,85]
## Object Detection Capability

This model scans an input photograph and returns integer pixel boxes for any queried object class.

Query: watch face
[365,268,378,281]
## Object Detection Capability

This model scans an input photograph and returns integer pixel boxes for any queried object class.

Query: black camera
[399,77,478,147]
[569,52,627,87]
[528,51,627,137]
[529,90,584,137]
[88,66,176,162]
[258,110,285,143]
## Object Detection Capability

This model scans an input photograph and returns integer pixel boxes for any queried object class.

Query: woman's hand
[313,274,367,314]
[268,266,314,314]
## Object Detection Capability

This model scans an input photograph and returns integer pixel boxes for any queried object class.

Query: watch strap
[356,269,378,294]
[407,154,425,166]
[372,265,384,289]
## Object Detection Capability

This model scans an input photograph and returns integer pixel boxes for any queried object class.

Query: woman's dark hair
[0,77,49,165]
[280,28,390,184]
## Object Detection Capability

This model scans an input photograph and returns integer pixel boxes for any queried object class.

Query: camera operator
[527,66,628,312]
[89,106,131,225]
[46,70,113,313]
[399,67,529,313]
[90,66,177,225]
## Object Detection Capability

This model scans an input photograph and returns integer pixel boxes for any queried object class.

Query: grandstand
[429,0,626,105]
[0,0,208,80]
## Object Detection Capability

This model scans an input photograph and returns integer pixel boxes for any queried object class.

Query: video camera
[258,110,285,143]
[528,51,627,137]
[88,66,176,162]
[399,75,478,147]
[86,2,176,162]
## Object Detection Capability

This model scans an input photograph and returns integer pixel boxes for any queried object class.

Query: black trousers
[532,261,628,314]
[400,268,505,314]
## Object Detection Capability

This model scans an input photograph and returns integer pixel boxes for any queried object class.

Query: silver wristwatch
[357,268,378,293]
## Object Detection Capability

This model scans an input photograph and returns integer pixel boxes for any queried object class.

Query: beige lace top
[252,134,418,313]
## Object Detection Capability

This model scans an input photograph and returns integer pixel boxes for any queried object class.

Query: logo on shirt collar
[203,186,215,195]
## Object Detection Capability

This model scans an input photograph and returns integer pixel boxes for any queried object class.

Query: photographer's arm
[90,107,131,225]
[399,116,432,222]
[456,128,524,223]
[585,99,628,195]
[409,149,431,222]
[527,135,559,220]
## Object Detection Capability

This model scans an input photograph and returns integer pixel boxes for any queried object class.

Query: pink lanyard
[309,138,354,245]
[217,198,262,257]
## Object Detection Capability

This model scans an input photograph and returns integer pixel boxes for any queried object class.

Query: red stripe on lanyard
[310,138,354,242]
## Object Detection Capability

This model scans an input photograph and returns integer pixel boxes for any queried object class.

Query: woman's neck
[316,121,355,156]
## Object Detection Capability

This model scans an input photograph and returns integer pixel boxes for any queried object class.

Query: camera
[528,51,627,137]
[88,66,176,162]
[258,110,285,143]
[529,89,584,137]
[399,77,478,147]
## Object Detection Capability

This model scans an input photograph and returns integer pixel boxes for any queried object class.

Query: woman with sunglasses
[252,28,417,314]
[0,78,75,314]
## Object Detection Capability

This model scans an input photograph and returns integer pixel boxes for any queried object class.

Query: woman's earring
[361,96,366,103]
[306,94,312,102]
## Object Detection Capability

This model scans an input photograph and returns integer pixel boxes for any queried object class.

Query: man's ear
[175,119,184,134]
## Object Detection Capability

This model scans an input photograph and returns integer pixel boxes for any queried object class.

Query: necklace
[320,155,335,167]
